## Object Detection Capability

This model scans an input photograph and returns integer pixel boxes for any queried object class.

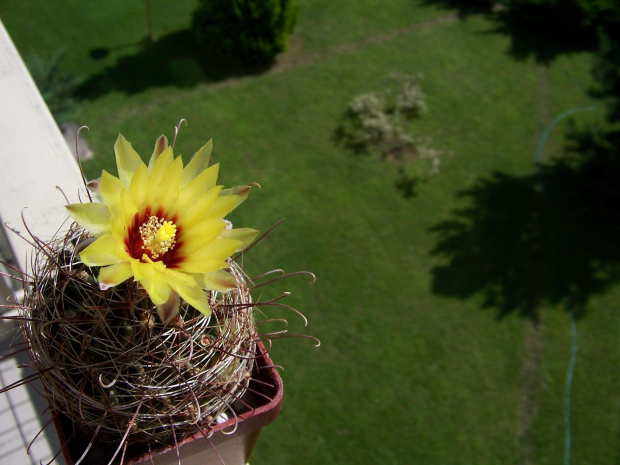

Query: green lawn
[2,1,619,464]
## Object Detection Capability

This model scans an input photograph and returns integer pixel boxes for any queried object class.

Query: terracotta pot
[53,339,282,465]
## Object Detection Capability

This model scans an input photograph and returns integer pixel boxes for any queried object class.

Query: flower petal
[175,164,222,214]
[219,183,252,205]
[205,184,253,219]
[179,239,241,273]
[174,185,223,227]
[129,163,149,211]
[110,214,127,241]
[147,146,174,177]
[65,202,111,236]
[140,269,171,305]
[196,269,238,292]
[114,239,132,261]
[164,270,211,317]
[98,262,133,288]
[148,134,169,172]
[179,259,226,274]
[218,228,260,252]
[86,179,103,203]
[99,171,126,217]
[120,189,139,230]
[130,259,155,280]
[115,134,144,187]
[180,140,214,188]
[154,156,183,212]
[179,218,226,254]
[157,291,180,323]
[179,163,219,201]
[80,234,124,266]
[192,239,241,262]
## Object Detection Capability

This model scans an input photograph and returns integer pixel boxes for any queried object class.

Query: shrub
[339,74,446,183]
[594,30,620,122]
[192,0,299,63]
[349,93,394,147]
[392,72,428,118]
[501,0,619,34]
[591,5,620,122]
[29,52,78,124]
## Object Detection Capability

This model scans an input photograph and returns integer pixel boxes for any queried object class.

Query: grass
[2,2,620,464]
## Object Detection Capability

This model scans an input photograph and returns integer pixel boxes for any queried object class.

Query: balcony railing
[0,17,87,465]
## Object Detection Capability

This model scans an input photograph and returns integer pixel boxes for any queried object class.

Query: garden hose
[533,89,597,465]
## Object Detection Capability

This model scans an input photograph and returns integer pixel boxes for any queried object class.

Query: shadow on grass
[75,29,272,100]
[430,137,620,320]
[419,1,599,63]
[489,10,598,64]
[332,117,424,198]
[332,116,369,158]
[418,0,496,19]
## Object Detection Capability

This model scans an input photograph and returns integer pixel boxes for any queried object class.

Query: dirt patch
[517,318,543,465]
[272,13,458,75]
[113,14,459,120]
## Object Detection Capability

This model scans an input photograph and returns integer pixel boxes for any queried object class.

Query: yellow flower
[66,134,259,322]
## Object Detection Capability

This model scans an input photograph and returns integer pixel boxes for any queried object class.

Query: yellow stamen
[140,216,177,259]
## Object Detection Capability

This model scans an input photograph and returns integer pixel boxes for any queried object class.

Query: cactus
[24,225,257,449]
[3,127,317,464]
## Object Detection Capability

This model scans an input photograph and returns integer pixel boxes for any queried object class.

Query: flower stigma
[139,216,177,259]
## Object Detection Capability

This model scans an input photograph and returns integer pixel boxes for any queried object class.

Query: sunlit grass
[1,2,618,464]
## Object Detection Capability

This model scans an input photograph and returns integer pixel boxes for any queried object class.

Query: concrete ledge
[0,18,84,275]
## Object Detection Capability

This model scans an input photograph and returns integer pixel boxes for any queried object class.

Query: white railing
[0,17,87,465]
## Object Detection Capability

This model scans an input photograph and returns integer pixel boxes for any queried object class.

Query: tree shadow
[418,0,496,19]
[419,1,599,63]
[75,29,272,100]
[488,7,599,64]
[429,142,620,320]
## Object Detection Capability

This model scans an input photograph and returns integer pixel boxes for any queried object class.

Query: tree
[192,0,299,63]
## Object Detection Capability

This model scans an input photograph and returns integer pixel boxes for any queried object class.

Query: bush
[590,4,620,122]
[594,31,620,122]
[338,74,445,179]
[29,51,79,124]
[192,0,299,64]
[501,0,619,33]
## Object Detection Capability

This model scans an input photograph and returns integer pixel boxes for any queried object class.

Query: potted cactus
[6,123,316,464]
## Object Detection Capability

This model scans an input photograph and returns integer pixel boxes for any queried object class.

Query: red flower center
[125,207,184,268]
